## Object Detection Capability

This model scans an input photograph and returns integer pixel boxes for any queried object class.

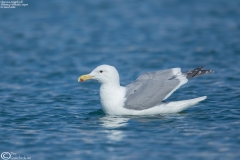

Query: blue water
[1,0,240,159]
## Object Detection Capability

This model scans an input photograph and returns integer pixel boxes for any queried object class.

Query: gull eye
[99,70,103,73]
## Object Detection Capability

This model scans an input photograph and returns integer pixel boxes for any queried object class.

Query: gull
[78,65,213,115]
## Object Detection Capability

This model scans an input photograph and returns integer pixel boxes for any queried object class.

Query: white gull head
[79,65,120,86]
[89,65,120,85]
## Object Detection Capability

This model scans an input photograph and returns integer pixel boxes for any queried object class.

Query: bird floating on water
[78,65,214,116]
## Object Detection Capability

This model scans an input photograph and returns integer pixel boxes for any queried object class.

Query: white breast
[100,84,126,115]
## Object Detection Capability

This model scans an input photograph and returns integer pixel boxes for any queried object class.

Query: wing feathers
[124,68,187,110]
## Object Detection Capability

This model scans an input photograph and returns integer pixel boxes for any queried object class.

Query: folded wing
[124,68,188,110]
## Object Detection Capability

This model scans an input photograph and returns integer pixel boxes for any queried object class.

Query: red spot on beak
[80,79,84,82]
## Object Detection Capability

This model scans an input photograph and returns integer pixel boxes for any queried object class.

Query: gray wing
[124,68,188,110]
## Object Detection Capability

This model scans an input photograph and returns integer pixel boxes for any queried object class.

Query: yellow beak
[78,74,94,82]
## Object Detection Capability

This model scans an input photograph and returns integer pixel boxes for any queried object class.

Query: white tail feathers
[164,96,207,113]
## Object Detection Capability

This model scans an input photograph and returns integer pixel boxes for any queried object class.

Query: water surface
[0,0,240,159]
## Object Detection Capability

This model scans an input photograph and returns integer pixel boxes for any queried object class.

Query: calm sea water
[1,0,240,159]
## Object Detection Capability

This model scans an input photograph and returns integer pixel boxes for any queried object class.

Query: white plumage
[78,65,209,116]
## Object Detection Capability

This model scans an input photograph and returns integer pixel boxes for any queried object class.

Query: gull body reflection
[100,116,129,141]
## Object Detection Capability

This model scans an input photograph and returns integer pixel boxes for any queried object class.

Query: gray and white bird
[78,65,213,115]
